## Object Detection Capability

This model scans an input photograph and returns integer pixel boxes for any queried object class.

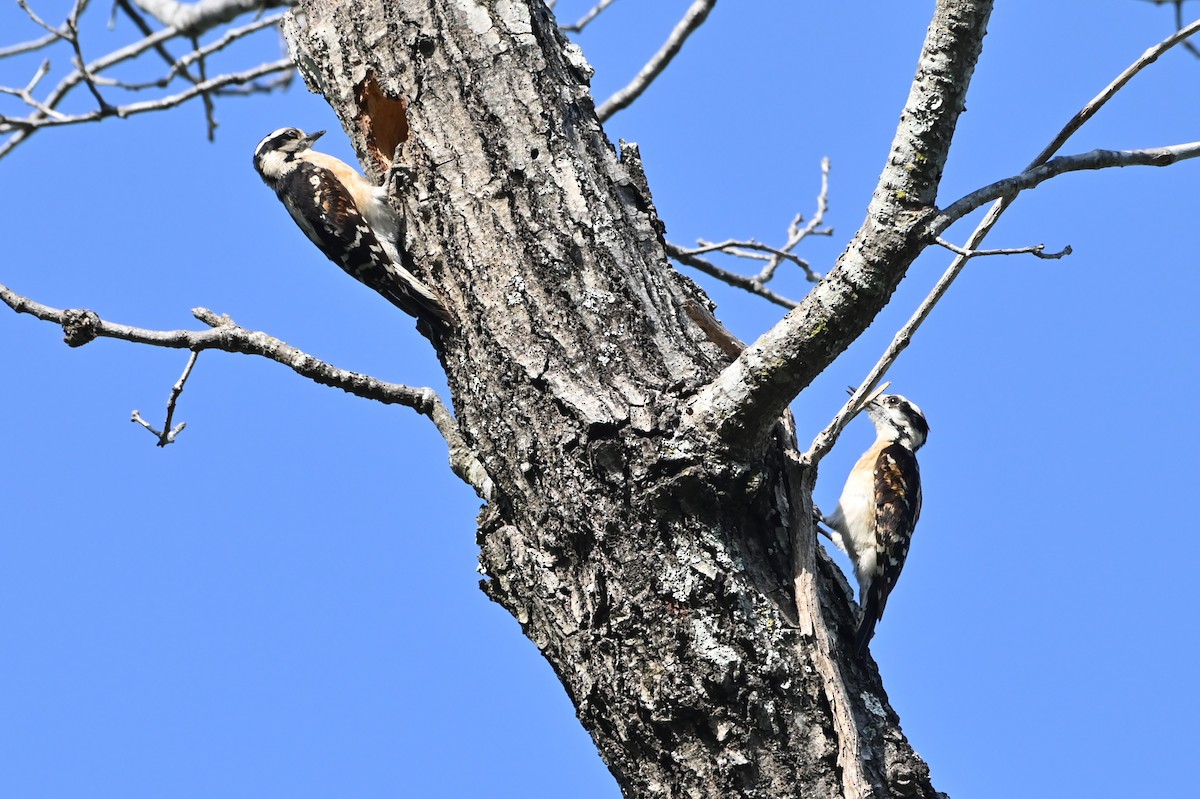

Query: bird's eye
[887,396,899,405]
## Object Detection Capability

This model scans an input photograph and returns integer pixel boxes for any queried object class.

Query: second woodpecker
[252,127,451,330]
[824,392,928,657]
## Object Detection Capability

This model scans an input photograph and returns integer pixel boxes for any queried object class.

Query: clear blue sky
[1,2,1196,797]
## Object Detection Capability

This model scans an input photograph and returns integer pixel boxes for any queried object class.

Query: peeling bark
[284,1,959,796]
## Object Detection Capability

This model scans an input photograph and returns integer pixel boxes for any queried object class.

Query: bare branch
[0,283,493,499]
[560,0,616,33]
[0,3,291,160]
[690,238,821,282]
[1029,16,1200,167]
[132,0,295,35]
[15,0,70,39]
[757,157,833,283]
[113,0,214,140]
[933,238,1073,259]
[0,58,294,142]
[1174,3,1200,58]
[63,0,116,113]
[930,142,1200,235]
[596,0,717,121]
[0,61,68,120]
[131,350,200,446]
[665,242,798,309]
[0,30,62,60]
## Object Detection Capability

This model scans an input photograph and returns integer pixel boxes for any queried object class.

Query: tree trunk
[284,1,960,795]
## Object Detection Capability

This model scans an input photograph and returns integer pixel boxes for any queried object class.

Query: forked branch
[0,282,493,498]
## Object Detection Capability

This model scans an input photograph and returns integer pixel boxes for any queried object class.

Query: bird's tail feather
[854,591,881,657]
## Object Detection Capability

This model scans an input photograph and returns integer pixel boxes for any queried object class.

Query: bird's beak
[859,381,891,409]
[304,130,326,145]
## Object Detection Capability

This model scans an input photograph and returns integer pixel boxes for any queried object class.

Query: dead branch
[132,0,295,35]
[666,157,831,305]
[756,157,833,283]
[665,243,798,309]
[596,0,718,121]
[559,0,616,33]
[933,238,1073,259]
[930,142,1200,235]
[131,350,200,446]
[0,2,293,160]
[0,282,493,498]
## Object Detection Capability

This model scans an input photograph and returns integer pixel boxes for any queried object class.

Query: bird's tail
[854,590,881,658]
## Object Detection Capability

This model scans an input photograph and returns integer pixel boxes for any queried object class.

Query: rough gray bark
[284,1,987,796]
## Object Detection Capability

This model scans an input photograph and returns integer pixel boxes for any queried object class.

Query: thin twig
[596,0,717,121]
[62,0,115,113]
[0,58,294,139]
[131,349,200,446]
[1029,17,1200,167]
[933,238,1073,260]
[931,142,1200,235]
[0,5,290,160]
[15,0,69,39]
[560,0,616,33]
[131,0,294,35]
[0,30,62,59]
[757,157,833,283]
[690,239,821,282]
[0,282,493,498]
[191,35,218,140]
[1174,2,1200,58]
[665,242,798,309]
[114,0,207,97]
[211,72,294,95]
[0,61,69,120]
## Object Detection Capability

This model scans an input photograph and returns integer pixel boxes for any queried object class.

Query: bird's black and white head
[865,393,928,451]
[253,127,325,181]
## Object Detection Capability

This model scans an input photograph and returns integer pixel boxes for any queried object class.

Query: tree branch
[933,238,1072,260]
[0,282,493,499]
[686,239,820,282]
[1029,17,1200,166]
[0,58,294,137]
[679,0,994,455]
[1172,2,1200,58]
[595,0,717,121]
[559,0,616,33]
[0,4,292,160]
[0,30,62,60]
[929,142,1200,235]
[756,157,833,284]
[665,242,798,309]
[666,157,831,307]
[132,0,295,35]
[131,350,200,446]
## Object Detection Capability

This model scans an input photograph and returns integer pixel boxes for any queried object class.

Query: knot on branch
[61,308,100,347]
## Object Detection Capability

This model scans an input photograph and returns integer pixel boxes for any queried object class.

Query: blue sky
[1,2,1196,797]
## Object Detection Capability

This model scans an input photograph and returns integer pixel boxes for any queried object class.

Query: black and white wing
[274,162,450,327]
[854,442,923,656]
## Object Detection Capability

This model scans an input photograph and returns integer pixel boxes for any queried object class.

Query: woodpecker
[252,127,451,329]
[823,392,928,657]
